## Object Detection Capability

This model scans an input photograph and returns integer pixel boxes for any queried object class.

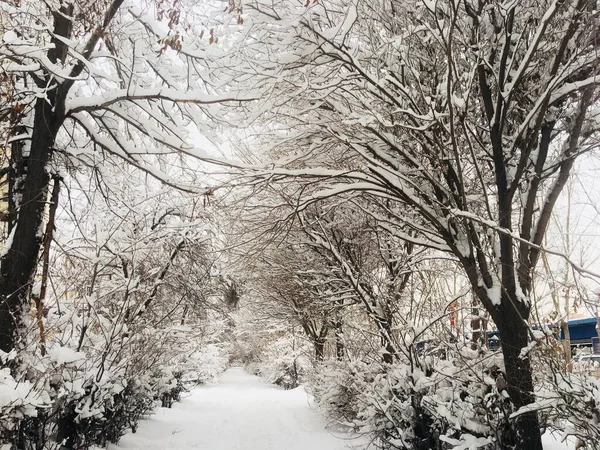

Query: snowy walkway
[110,367,357,450]
[110,367,574,450]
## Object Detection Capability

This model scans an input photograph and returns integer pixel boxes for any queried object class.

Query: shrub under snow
[309,346,521,450]
[245,334,312,390]
[0,323,230,449]
[309,341,600,450]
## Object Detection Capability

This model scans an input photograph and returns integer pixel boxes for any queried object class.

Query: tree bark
[379,314,395,364]
[471,295,482,348]
[0,98,58,352]
[314,339,325,361]
[495,299,542,450]
[0,2,75,353]
[0,0,128,353]
[31,175,60,356]
[334,319,344,361]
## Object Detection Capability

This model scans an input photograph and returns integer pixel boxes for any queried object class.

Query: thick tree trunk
[0,98,57,352]
[0,2,73,353]
[496,303,542,450]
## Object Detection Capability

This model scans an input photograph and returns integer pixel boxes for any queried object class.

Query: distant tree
[245,239,334,361]
[297,200,418,365]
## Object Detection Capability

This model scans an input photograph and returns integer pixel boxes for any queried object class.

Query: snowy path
[110,367,574,450]
[110,367,357,450]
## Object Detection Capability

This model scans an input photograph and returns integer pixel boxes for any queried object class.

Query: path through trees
[111,367,356,450]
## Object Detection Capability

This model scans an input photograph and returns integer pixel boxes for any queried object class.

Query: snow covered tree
[0,0,249,353]
[0,160,230,448]
[296,200,419,365]
[240,0,600,448]
[251,249,334,361]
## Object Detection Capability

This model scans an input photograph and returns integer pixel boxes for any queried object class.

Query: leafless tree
[240,0,600,447]
[0,0,250,352]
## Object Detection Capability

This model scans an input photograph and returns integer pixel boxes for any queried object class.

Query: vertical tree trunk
[380,315,395,364]
[7,115,26,232]
[32,175,60,356]
[471,295,482,348]
[0,3,72,353]
[496,302,542,450]
[314,339,325,361]
[562,183,573,371]
[369,295,396,365]
[334,319,344,361]
[0,98,57,352]
[301,321,328,362]
[561,320,572,372]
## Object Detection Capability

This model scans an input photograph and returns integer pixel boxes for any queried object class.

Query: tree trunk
[381,340,394,363]
[314,339,325,361]
[471,295,482,349]
[32,175,60,356]
[0,98,58,352]
[380,317,395,364]
[496,304,542,450]
[562,319,573,372]
[0,2,73,353]
[334,319,344,361]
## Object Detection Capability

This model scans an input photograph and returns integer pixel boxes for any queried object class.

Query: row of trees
[1,0,600,449]
[235,188,600,449]
[1,0,239,447]
[227,1,600,449]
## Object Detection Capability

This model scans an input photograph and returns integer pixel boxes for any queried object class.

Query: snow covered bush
[309,360,372,427]
[0,291,230,450]
[525,350,600,449]
[246,334,312,390]
[0,341,162,449]
[547,373,600,448]
[0,162,233,448]
[309,346,518,450]
[0,355,51,448]
[0,336,207,449]
[177,343,230,385]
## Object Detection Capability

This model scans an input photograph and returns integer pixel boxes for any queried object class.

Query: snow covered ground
[110,367,359,450]
[542,432,576,450]
[110,366,576,450]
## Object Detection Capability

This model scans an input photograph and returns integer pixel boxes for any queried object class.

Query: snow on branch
[66,89,257,114]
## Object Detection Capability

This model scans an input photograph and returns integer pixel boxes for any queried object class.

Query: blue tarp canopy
[560,317,597,343]
[484,318,598,347]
